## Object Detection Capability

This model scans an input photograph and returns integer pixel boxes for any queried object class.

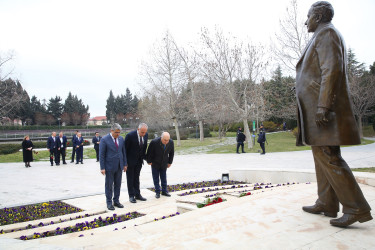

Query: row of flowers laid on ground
[19,212,144,240]
[148,180,246,193]
[154,212,180,221]
[0,201,83,226]
[196,196,226,208]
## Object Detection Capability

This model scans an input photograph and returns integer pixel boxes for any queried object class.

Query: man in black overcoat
[125,123,148,203]
[147,132,174,198]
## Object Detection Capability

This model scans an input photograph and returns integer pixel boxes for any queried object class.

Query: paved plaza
[0,142,374,249]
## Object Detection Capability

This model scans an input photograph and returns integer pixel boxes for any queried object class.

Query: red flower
[246,192,251,195]
[217,198,223,202]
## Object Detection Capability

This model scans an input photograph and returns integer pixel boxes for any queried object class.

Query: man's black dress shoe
[75,163,79,165]
[155,193,160,199]
[135,195,147,201]
[63,162,67,165]
[70,161,74,163]
[330,212,373,227]
[129,197,137,203]
[114,202,124,208]
[107,205,115,210]
[81,162,83,164]
[302,204,337,218]
[161,192,171,197]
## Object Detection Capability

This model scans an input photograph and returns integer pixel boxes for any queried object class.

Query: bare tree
[198,27,266,148]
[0,51,27,118]
[140,31,183,146]
[271,0,309,74]
[71,112,81,126]
[172,40,207,141]
[350,74,375,137]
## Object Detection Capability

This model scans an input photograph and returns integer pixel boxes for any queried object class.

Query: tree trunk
[243,119,253,149]
[199,120,204,141]
[357,115,363,138]
[173,117,181,146]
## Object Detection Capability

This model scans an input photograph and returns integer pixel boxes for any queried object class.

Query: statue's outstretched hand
[315,107,330,127]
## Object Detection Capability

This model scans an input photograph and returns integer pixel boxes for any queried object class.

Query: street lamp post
[58,118,61,130]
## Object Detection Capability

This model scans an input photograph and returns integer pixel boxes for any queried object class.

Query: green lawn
[0,132,374,163]
[207,132,374,154]
[352,167,375,173]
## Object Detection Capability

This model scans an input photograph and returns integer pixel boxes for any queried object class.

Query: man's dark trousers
[105,163,123,206]
[50,148,58,165]
[236,142,244,153]
[260,142,265,154]
[151,166,167,194]
[71,147,76,162]
[95,148,99,161]
[126,163,142,198]
[60,148,66,163]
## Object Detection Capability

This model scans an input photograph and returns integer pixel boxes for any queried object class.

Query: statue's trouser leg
[312,146,371,214]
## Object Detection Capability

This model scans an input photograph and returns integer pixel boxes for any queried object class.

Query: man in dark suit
[47,132,59,166]
[257,126,266,155]
[73,132,84,164]
[297,1,371,227]
[92,132,102,162]
[71,130,78,163]
[100,123,127,210]
[125,123,148,203]
[236,128,246,154]
[147,132,174,199]
[57,132,68,164]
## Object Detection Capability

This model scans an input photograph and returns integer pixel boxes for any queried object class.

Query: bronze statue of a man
[296,1,372,227]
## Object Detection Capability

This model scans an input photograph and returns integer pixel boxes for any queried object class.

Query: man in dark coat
[236,128,246,154]
[147,132,174,198]
[125,123,148,203]
[99,123,127,210]
[297,1,371,227]
[47,132,59,166]
[73,132,84,164]
[257,126,266,155]
[92,132,102,162]
[71,130,78,163]
[57,132,68,164]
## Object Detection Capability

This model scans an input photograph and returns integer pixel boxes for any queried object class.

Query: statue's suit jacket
[295,23,360,146]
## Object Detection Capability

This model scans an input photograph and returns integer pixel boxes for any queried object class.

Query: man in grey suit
[297,1,372,227]
[99,123,127,210]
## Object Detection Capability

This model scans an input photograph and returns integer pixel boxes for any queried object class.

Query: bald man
[147,132,175,198]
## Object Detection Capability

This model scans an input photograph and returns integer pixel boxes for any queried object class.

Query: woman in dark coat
[22,135,34,167]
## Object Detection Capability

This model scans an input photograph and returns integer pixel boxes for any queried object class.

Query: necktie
[163,144,166,151]
[115,138,118,150]
[140,137,143,148]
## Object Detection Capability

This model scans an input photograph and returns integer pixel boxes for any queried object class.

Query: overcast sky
[1,0,374,117]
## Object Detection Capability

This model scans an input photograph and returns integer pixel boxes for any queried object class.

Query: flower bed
[20,212,144,240]
[148,180,246,193]
[196,196,226,208]
[0,213,96,234]
[0,201,83,226]
[154,212,180,221]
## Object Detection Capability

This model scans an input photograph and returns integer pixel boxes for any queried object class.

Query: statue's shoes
[330,212,373,227]
[302,204,337,217]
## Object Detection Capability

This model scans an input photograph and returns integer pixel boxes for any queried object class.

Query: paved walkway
[1,142,374,208]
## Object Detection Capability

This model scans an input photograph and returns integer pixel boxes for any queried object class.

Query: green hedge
[0,144,21,155]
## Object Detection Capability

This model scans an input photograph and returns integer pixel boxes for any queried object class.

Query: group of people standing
[47,131,85,166]
[99,123,175,210]
[236,126,267,155]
